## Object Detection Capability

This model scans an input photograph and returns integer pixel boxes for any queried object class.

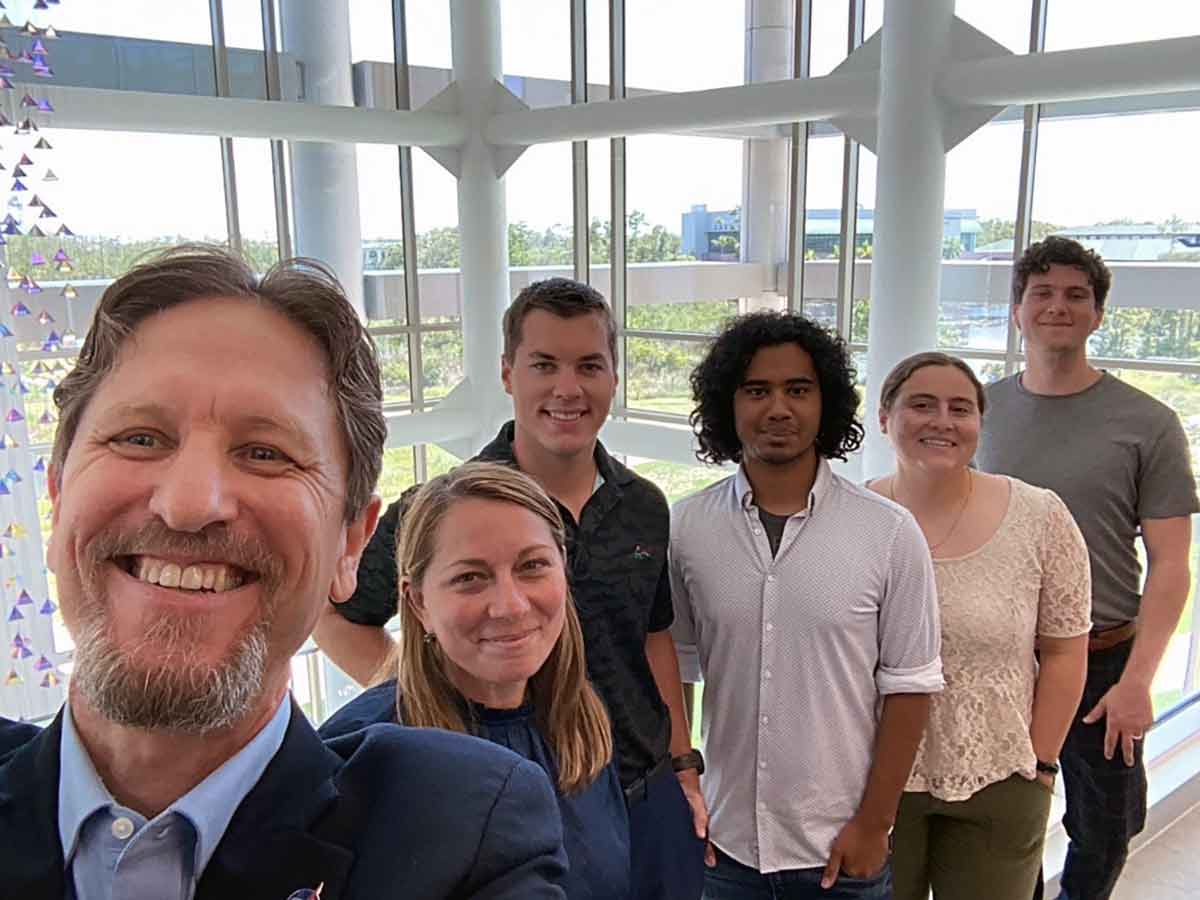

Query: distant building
[681,204,981,260]
[1053,224,1200,261]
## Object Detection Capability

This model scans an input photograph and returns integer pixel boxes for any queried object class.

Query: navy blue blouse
[320,680,630,900]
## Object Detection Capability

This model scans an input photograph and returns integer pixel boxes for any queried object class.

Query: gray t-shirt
[978,371,1199,628]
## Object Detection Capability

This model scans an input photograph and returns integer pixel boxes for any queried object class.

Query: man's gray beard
[70,608,270,733]
[68,520,282,734]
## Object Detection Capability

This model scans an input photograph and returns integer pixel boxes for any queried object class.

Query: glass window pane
[627,1,744,92]
[809,0,850,78]
[798,131,846,328]
[955,0,1032,54]
[374,335,412,406]
[507,143,574,269]
[378,445,418,500]
[1032,111,1200,264]
[426,443,464,477]
[586,0,610,99]
[627,299,737,336]
[1045,0,1200,51]
[405,0,453,69]
[414,149,462,322]
[233,138,282,271]
[588,140,612,267]
[56,2,212,44]
[358,143,407,325]
[1089,308,1200,364]
[421,329,464,402]
[625,336,707,416]
[501,0,570,107]
[349,0,396,63]
[1103,370,1200,713]
[628,456,729,505]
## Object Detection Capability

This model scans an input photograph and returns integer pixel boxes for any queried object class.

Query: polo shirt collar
[478,420,634,487]
[734,456,831,515]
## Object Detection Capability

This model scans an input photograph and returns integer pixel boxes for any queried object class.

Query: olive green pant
[892,774,1054,900]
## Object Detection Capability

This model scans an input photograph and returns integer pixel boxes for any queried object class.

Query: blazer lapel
[0,712,68,900]
[196,701,359,900]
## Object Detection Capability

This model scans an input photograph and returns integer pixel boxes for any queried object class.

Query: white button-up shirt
[669,460,943,873]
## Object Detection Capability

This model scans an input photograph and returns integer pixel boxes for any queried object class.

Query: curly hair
[690,312,864,464]
[1013,236,1111,309]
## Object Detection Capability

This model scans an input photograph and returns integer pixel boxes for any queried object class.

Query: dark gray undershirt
[758,508,791,558]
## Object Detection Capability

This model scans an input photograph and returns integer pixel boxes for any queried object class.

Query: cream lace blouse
[905,477,1092,801]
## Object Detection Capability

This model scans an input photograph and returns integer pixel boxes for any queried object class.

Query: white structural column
[861,0,955,479]
[741,0,792,310]
[451,0,511,422]
[282,0,365,314]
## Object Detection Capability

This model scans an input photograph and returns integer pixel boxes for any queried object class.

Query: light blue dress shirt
[58,697,291,900]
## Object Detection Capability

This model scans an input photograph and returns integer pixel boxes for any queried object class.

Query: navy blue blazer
[0,701,567,899]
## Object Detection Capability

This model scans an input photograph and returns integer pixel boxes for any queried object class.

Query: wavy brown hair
[392,462,612,794]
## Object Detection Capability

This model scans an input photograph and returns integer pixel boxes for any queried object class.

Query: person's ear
[330,496,382,603]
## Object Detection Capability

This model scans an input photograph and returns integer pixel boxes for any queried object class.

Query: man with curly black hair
[668,312,944,900]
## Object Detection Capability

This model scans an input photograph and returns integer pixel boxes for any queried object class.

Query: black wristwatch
[1036,759,1060,776]
[672,749,705,775]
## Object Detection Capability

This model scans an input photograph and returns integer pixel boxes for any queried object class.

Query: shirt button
[766,574,776,583]
[155,826,170,840]
[752,527,762,535]
[759,760,767,769]
[111,817,135,840]
[765,623,774,632]
[764,669,772,679]
[761,715,769,725]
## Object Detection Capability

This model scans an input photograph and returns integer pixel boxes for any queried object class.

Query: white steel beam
[485,68,880,146]
[12,85,466,146]
[940,35,1200,109]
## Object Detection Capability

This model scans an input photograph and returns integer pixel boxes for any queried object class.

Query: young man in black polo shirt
[315,278,707,899]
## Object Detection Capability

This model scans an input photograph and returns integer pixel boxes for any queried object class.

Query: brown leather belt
[1089,621,1137,653]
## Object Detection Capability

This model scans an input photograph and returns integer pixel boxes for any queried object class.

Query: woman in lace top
[320,462,630,900]
[868,352,1091,900]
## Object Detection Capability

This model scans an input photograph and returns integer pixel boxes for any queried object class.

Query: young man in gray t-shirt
[977,237,1198,900]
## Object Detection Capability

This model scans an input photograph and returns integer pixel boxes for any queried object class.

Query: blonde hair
[392,461,613,794]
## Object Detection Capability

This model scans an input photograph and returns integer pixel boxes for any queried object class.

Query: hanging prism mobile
[38,598,56,615]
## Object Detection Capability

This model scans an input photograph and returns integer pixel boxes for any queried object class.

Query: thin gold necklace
[887,469,974,552]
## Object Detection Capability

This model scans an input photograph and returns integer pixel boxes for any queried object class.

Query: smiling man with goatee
[0,245,567,900]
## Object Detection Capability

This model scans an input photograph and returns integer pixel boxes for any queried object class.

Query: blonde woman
[868,352,1092,900]
[320,462,628,900]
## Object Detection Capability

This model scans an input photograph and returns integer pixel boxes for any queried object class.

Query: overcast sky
[6,0,1199,241]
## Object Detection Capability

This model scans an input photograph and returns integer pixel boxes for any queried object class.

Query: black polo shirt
[337,422,673,788]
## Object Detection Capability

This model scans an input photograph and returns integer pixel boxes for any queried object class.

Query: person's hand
[1036,770,1055,789]
[821,815,889,888]
[1082,677,1153,766]
[676,768,714,867]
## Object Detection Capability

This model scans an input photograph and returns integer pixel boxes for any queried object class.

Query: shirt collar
[478,420,633,487]
[734,457,831,515]
[58,695,291,875]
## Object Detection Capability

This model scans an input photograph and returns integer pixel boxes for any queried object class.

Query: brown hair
[394,461,613,794]
[502,277,618,366]
[1012,236,1112,309]
[879,351,987,416]
[51,244,386,521]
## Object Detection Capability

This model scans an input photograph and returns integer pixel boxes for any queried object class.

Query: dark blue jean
[1047,638,1147,900]
[704,847,892,900]
[627,764,706,899]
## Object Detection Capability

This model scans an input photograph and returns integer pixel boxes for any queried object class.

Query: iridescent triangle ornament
[18,93,34,107]
[32,457,45,473]
[5,408,22,422]
[34,655,52,671]
[5,669,21,686]
[38,597,55,615]
[42,168,57,181]
[16,589,31,605]
[23,274,42,290]
[36,99,52,113]
[56,223,72,236]
[7,605,22,622]
[52,248,68,262]
[26,225,44,238]
[61,283,76,299]
[38,206,55,218]
[18,154,33,166]
[41,671,59,688]
[44,26,59,39]
[31,39,46,54]
[0,77,12,91]
[10,300,29,316]
[36,409,53,425]
[0,323,11,338]
[26,194,41,207]
[11,165,25,177]
[1,221,19,235]
[37,308,52,324]
[29,250,45,265]
[10,177,24,190]
[0,480,9,495]
[5,469,21,483]
[34,136,50,148]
